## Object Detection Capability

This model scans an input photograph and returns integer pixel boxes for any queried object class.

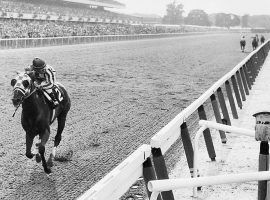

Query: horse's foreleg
[25,133,35,159]
[39,128,51,174]
[47,146,56,168]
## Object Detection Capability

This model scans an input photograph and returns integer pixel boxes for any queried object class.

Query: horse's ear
[11,79,16,87]
[27,71,35,80]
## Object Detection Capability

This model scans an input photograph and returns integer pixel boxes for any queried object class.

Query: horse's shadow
[13,167,59,199]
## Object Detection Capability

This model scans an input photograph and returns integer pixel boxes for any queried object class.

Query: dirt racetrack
[0,33,264,199]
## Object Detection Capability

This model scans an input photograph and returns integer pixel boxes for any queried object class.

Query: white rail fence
[148,120,259,200]
[77,41,270,200]
[148,171,270,200]
[0,31,234,50]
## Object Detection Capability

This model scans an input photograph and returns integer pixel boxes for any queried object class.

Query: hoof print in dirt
[54,150,73,162]
[91,138,101,147]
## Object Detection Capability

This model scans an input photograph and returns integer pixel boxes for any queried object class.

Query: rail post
[181,122,195,176]
[217,87,231,125]
[246,60,255,85]
[236,71,246,101]
[253,111,270,200]
[240,67,249,95]
[251,56,259,80]
[225,80,238,119]
[143,157,162,200]
[197,105,216,161]
[258,141,269,200]
[243,64,252,90]
[231,75,242,109]
[151,148,174,200]
[210,94,227,143]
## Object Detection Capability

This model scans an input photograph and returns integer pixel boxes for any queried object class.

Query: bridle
[12,84,37,117]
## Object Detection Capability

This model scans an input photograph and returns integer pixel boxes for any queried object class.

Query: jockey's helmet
[32,58,46,71]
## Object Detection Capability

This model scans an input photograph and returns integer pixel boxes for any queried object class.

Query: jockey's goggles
[34,68,45,73]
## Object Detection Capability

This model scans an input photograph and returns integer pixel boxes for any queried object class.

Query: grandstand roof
[61,0,125,9]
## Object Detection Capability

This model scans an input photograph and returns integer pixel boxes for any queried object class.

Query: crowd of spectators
[0,18,218,39]
[0,0,219,39]
[0,0,140,21]
[0,18,170,39]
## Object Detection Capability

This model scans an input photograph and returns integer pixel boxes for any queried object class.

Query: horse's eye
[22,80,29,88]
[11,79,16,87]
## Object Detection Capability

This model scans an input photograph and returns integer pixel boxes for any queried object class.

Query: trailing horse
[240,40,246,52]
[11,72,71,174]
[252,37,258,50]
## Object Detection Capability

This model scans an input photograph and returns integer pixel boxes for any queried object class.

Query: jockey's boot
[49,92,59,108]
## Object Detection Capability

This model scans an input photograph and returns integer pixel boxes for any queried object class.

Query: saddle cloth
[42,83,64,104]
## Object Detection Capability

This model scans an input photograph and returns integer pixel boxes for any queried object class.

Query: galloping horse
[240,39,246,52]
[11,72,71,174]
[252,37,258,50]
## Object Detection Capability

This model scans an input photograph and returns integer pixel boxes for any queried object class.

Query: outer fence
[0,31,231,50]
[147,120,265,200]
[77,40,270,200]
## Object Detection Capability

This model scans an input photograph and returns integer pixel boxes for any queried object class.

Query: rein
[12,87,37,117]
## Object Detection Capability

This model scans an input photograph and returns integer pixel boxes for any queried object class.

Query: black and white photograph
[1,0,270,199]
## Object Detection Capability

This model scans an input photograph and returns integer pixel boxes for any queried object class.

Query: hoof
[35,154,41,163]
[47,161,53,168]
[44,167,52,174]
[26,153,34,159]
[47,158,53,168]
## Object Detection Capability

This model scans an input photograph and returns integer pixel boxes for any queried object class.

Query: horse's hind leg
[39,128,51,174]
[48,112,68,167]
[55,112,68,148]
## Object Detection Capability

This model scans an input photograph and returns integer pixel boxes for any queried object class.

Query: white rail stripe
[148,171,270,192]
[199,120,255,137]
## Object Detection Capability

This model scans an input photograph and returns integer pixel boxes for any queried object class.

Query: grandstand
[0,0,144,38]
[0,0,232,40]
[61,0,125,9]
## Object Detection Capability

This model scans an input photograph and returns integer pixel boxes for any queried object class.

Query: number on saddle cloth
[42,85,64,103]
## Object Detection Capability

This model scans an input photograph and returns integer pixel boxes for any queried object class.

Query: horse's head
[11,72,33,107]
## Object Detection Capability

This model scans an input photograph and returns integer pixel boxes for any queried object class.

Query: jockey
[25,58,59,107]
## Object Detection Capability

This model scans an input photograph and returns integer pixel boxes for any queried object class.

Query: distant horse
[240,39,246,52]
[11,72,71,174]
[261,35,265,44]
[252,37,258,50]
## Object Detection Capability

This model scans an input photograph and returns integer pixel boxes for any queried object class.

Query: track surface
[0,33,258,199]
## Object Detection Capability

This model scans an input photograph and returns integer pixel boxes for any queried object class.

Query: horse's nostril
[12,98,20,106]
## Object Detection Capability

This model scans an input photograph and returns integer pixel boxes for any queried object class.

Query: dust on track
[0,33,257,199]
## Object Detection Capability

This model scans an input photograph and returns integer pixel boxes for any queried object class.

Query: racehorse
[11,72,71,174]
[252,37,258,50]
[260,35,265,44]
[240,39,246,52]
